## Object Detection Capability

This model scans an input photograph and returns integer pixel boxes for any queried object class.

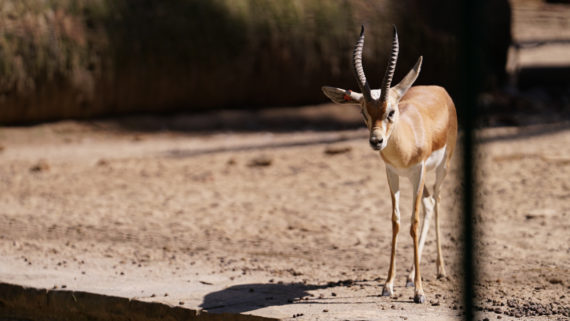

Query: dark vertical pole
[458,1,481,321]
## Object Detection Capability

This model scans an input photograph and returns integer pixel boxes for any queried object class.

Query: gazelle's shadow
[199,279,393,314]
[200,283,328,313]
[199,282,320,314]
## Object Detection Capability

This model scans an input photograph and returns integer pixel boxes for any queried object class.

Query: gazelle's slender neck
[380,121,404,167]
[379,115,421,169]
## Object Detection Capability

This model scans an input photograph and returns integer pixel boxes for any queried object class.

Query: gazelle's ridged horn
[352,25,373,102]
[380,25,399,103]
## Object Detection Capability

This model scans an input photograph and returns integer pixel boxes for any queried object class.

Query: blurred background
[2,0,566,125]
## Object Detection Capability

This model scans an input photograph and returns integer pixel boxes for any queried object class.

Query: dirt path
[0,111,569,320]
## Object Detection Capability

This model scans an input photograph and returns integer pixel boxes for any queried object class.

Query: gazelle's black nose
[369,136,383,149]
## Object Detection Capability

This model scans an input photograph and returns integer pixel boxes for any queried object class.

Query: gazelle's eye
[387,110,395,121]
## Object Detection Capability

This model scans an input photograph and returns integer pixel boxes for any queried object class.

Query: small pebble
[324,145,352,155]
[248,155,272,167]
[549,278,563,285]
[30,160,50,172]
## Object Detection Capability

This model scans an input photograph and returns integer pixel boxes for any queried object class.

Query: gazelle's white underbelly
[385,145,447,178]
[425,145,447,171]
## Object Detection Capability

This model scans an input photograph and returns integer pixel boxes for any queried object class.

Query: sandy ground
[0,106,569,320]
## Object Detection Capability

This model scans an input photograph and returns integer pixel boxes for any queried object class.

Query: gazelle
[321,26,457,303]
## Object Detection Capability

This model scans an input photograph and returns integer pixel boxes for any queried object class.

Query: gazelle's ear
[392,56,422,101]
[321,86,363,105]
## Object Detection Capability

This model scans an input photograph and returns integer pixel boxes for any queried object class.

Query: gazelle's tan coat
[321,26,457,304]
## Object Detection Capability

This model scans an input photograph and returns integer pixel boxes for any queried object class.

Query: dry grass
[0,0,509,123]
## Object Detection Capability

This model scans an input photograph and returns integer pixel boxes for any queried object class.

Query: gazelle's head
[322,25,422,151]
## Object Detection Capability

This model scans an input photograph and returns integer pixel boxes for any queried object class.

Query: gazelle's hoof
[405,278,414,288]
[437,267,447,280]
[437,263,447,279]
[381,285,393,297]
[414,294,426,304]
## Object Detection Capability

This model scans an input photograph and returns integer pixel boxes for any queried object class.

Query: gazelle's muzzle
[369,128,386,151]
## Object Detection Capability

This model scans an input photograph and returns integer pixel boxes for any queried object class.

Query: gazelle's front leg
[410,163,426,303]
[382,168,400,297]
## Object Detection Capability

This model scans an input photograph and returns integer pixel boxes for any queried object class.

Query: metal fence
[459,1,482,320]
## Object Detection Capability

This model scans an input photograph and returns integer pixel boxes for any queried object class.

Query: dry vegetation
[0,0,509,123]
[0,0,374,122]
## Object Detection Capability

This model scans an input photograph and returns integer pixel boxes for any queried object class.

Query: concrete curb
[0,282,278,321]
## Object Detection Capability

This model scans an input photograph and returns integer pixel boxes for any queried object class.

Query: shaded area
[0,282,276,321]
[110,105,364,134]
[163,133,365,159]
[517,66,570,89]
[514,38,570,48]
[477,121,570,144]
[479,83,570,128]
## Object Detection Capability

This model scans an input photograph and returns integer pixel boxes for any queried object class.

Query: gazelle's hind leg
[433,160,448,278]
[406,185,435,287]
